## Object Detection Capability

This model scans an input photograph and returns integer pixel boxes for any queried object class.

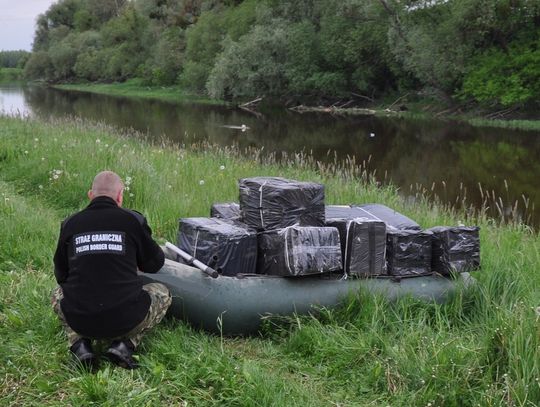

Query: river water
[1,83,539,227]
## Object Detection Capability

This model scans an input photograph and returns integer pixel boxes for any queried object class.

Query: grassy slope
[54,79,226,106]
[0,115,538,406]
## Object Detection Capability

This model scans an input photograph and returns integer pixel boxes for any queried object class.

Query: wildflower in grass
[220,165,225,171]
[38,185,43,190]
[41,157,45,161]
[167,185,172,189]
[96,139,101,143]
[24,150,28,154]
[199,180,205,185]
[535,306,540,317]
[129,193,134,198]
[34,138,39,142]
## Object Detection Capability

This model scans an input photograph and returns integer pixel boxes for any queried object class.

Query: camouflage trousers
[51,283,172,347]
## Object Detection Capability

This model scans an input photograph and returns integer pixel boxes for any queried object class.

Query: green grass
[54,78,226,106]
[0,115,539,406]
[0,67,23,82]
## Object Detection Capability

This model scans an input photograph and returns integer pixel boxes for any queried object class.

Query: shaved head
[88,171,124,205]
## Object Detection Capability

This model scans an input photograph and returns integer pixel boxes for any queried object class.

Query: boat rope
[193,230,199,259]
[284,226,292,274]
[258,181,267,229]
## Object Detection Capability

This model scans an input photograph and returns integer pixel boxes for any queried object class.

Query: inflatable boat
[141,246,474,335]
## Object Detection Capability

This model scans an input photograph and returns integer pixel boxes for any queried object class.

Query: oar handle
[165,242,219,278]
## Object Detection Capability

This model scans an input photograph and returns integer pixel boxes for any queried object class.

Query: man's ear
[88,190,94,200]
[117,189,123,207]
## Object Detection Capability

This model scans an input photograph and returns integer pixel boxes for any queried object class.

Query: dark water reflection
[2,84,539,227]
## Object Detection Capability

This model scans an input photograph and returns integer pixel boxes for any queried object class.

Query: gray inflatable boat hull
[142,257,473,335]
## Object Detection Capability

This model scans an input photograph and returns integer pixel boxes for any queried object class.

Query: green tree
[180,10,226,91]
[461,32,540,106]
[207,21,289,99]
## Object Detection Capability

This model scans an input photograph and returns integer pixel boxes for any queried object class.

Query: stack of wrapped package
[427,226,480,275]
[198,178,481,279]
[385,230,433,277]
[325,217,386,277]
[257,226,342,276]
[177,217,257,276]
[238,177,342,277]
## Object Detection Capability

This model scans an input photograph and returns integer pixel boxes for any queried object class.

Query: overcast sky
[0,0,57,51]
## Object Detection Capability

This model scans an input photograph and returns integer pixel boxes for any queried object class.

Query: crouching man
[52,171,171,370]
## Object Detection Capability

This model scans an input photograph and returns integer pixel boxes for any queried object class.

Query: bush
[460,34,540,107]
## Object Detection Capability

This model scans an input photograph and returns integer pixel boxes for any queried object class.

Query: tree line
[0,51,30,68]
[24,0,540,108]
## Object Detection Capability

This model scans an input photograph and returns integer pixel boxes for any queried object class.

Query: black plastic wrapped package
[239,177,325,231]
[178,217,257,276]
[257,226,342,276]
[386,230,433,277]
[427,226,480,275]
[326,218,386,277]
[326,204,421,231]
[210,202,241,220]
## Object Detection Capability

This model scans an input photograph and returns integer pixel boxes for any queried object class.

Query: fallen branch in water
[239,97,263,108]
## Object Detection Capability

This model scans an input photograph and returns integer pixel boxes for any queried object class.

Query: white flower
[104,144,109,148]
[41,157,45,161]
[38,185,43,189]
[34,138,39,142]
[199,180,205,185]
[129,193,134,197]
[535,306,540,317]
[167,185,172,189]
[125,176,132,184]
[96,139,101,143]
[53,174,59,180]
[24,150,28,154]
[219,165,225,171]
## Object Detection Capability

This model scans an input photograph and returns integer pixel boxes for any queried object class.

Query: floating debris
[221,124,249,132]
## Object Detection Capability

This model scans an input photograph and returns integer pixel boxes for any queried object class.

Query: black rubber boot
[70,338,98,371]
[105,340,139,369]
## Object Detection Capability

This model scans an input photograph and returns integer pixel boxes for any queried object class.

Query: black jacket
[53,196,164,338]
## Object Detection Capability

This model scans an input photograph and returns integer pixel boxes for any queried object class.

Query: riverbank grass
[54,79,226,106]
[54,79,540,131]
[0,115,538,406]
[0,68,23,82]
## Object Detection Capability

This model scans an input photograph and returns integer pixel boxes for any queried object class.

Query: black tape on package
[326,204,421,230]
[386,229,433,277]
[257,226,342,276]
[239,177,325,231]
[210,202,241,220]
[427,226,480,275]
[178,217,257,276]
[326,218,386,277]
